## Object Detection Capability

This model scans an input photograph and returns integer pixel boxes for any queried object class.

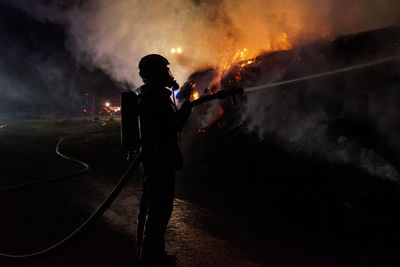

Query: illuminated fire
[219,32,291,69]
[190,91,199,101]
[180,32,292,107]
[241,59,255,68]
[232,48,249,62]
[202,33,292,94]
[188,82,200,101]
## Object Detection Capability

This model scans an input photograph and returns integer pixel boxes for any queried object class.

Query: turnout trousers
[137,163,175,259]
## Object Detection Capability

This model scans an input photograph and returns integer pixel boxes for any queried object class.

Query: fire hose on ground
[0,137,89,192]
[0,137,142,258]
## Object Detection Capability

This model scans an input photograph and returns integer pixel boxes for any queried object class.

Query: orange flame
[205,32,292,92]
[183,32,292,100]
[190,91,200,101]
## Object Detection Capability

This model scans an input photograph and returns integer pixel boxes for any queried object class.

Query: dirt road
[0,117,267,266]
[0,117,399,267]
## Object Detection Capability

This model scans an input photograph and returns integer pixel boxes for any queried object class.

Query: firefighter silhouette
[134,54,191,263]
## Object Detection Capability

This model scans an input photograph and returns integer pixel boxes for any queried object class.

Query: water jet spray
[244,55,400,94]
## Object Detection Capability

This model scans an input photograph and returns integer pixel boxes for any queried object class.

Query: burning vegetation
[174,27,400,254]
[176,32,293,129]
[179,26,400,182]
[182,33,292,102]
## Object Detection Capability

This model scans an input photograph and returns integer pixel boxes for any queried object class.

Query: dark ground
[0,116,400,266]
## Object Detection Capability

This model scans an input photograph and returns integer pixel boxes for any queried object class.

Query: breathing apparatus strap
[121,91,141,152]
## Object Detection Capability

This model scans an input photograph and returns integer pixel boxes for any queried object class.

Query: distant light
[174,91,180,97]
[105,102,110,107]
[171,47,182,54]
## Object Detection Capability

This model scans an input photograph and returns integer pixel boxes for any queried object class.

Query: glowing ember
[240,59,255,67]
[190,91,199,101]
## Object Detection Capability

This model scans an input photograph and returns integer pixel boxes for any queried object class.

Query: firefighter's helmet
[138,54,170,82]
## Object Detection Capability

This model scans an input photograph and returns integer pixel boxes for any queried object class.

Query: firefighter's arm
[175,100,192,132]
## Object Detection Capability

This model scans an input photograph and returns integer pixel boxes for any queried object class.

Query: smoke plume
[2,0,400,179]
[3,0,400,86]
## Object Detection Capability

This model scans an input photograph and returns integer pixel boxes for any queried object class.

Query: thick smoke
[242,82,400,181]
[238,41,400,181]
[4,0,400,86]
[2,0,400,180]
[0,4,79,114]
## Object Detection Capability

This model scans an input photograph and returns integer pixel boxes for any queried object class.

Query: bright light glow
[171,47,182,54]
[105,102,110,107]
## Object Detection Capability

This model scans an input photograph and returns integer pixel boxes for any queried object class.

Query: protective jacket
[136,82,190,170]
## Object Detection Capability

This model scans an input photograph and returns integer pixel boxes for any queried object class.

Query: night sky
[0,1,122,114]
